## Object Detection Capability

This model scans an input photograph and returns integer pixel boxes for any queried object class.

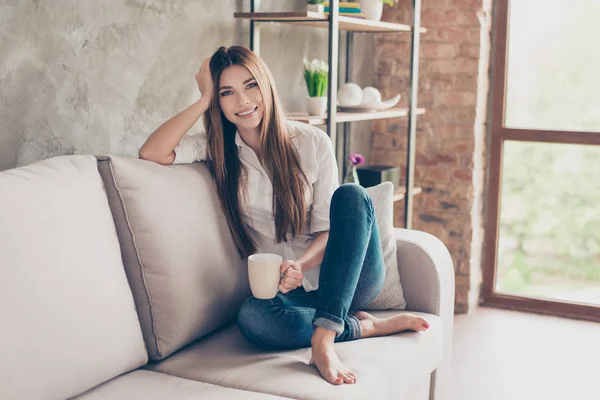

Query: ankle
[358,318,376,338]
[311,326,336,347]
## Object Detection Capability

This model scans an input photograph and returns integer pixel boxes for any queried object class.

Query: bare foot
[310,327,357,385]
[354,311,429,338]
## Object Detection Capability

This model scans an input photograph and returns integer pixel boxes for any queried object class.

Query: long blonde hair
[204,46,309,259]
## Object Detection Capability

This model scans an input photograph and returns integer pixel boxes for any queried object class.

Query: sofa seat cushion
[73,370,289,400]
[146,311,443,400]
[97,156,251,360]
[0,156,147,400]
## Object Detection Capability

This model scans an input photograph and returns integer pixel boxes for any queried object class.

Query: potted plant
[359,0,398,21]
[306,0,325,14]
[344,153,365,184]
[303,57,329,117]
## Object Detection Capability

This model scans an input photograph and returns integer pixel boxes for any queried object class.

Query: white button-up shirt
[173,120,339,291]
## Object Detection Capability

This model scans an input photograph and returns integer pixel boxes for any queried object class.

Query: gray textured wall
[0,0,374,171]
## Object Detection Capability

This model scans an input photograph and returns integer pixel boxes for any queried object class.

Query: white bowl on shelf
[362,87,382,107]
[338,83,363,106]
[338,94,401,112]
[337,84,401,112]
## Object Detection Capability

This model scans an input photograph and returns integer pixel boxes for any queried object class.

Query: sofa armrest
[394,228,455,400]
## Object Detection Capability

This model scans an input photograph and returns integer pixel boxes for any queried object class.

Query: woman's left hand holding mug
[278,260,304,294]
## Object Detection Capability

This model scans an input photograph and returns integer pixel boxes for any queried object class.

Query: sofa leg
[429,370,436,400]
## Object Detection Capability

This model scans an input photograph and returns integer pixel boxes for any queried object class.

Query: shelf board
[234,12,427,33]
[393,186,423,202]
[287,107,426,125]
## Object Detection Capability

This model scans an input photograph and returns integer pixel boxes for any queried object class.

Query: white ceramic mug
[248,253,283,299]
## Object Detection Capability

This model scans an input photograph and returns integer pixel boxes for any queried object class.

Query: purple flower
[349,153,364,166]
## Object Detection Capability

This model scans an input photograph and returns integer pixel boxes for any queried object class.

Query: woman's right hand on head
[196,58,213,100]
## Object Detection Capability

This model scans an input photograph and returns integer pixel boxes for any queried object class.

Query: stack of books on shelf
[307,2,365,18]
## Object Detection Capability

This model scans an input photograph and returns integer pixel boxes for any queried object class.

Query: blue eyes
[220,82,258,97]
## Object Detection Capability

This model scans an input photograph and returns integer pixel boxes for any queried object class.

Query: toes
[322,369,343,385]
[323,370,341,385]
[341,372,351,381]
[409,316,429,331]
[328,374,343,385]
[341,372,357,384]
[311,359,343,385]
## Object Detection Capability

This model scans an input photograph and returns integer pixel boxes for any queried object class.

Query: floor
[450,307,600,400]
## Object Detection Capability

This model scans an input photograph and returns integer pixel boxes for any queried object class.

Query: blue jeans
[237,183,386,350]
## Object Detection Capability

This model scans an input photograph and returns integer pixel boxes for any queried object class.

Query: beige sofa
[0,155,455,400]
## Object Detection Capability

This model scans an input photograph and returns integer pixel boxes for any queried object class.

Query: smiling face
[217,64,264,131]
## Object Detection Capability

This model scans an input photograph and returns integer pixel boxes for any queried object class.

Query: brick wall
[370,0,493,313]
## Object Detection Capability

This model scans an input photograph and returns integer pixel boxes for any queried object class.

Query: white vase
[359,0,383,21]
[306,96,328,117]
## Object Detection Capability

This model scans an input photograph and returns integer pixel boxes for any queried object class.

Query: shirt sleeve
[173,132,208,164]
[309,130,339,234]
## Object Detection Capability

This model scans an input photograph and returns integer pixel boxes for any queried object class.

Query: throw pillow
[364,182,407,310]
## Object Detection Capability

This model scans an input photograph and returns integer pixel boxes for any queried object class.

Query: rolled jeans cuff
[347,315,361,340]
[313,312,344,336]
[313,312,361,340]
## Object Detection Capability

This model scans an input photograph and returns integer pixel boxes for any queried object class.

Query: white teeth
[237,108,255,116]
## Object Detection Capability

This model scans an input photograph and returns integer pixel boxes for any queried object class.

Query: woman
[139,46,428,386]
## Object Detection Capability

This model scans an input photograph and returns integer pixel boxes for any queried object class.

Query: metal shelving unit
[236,0,424,229]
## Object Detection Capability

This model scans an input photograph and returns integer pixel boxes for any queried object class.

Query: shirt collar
[234,131,245,149]
[234,123,300,150]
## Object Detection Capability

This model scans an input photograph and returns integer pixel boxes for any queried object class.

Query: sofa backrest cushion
[0,155,148,400]
[364,182,407,310]
[96,156,251,360]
